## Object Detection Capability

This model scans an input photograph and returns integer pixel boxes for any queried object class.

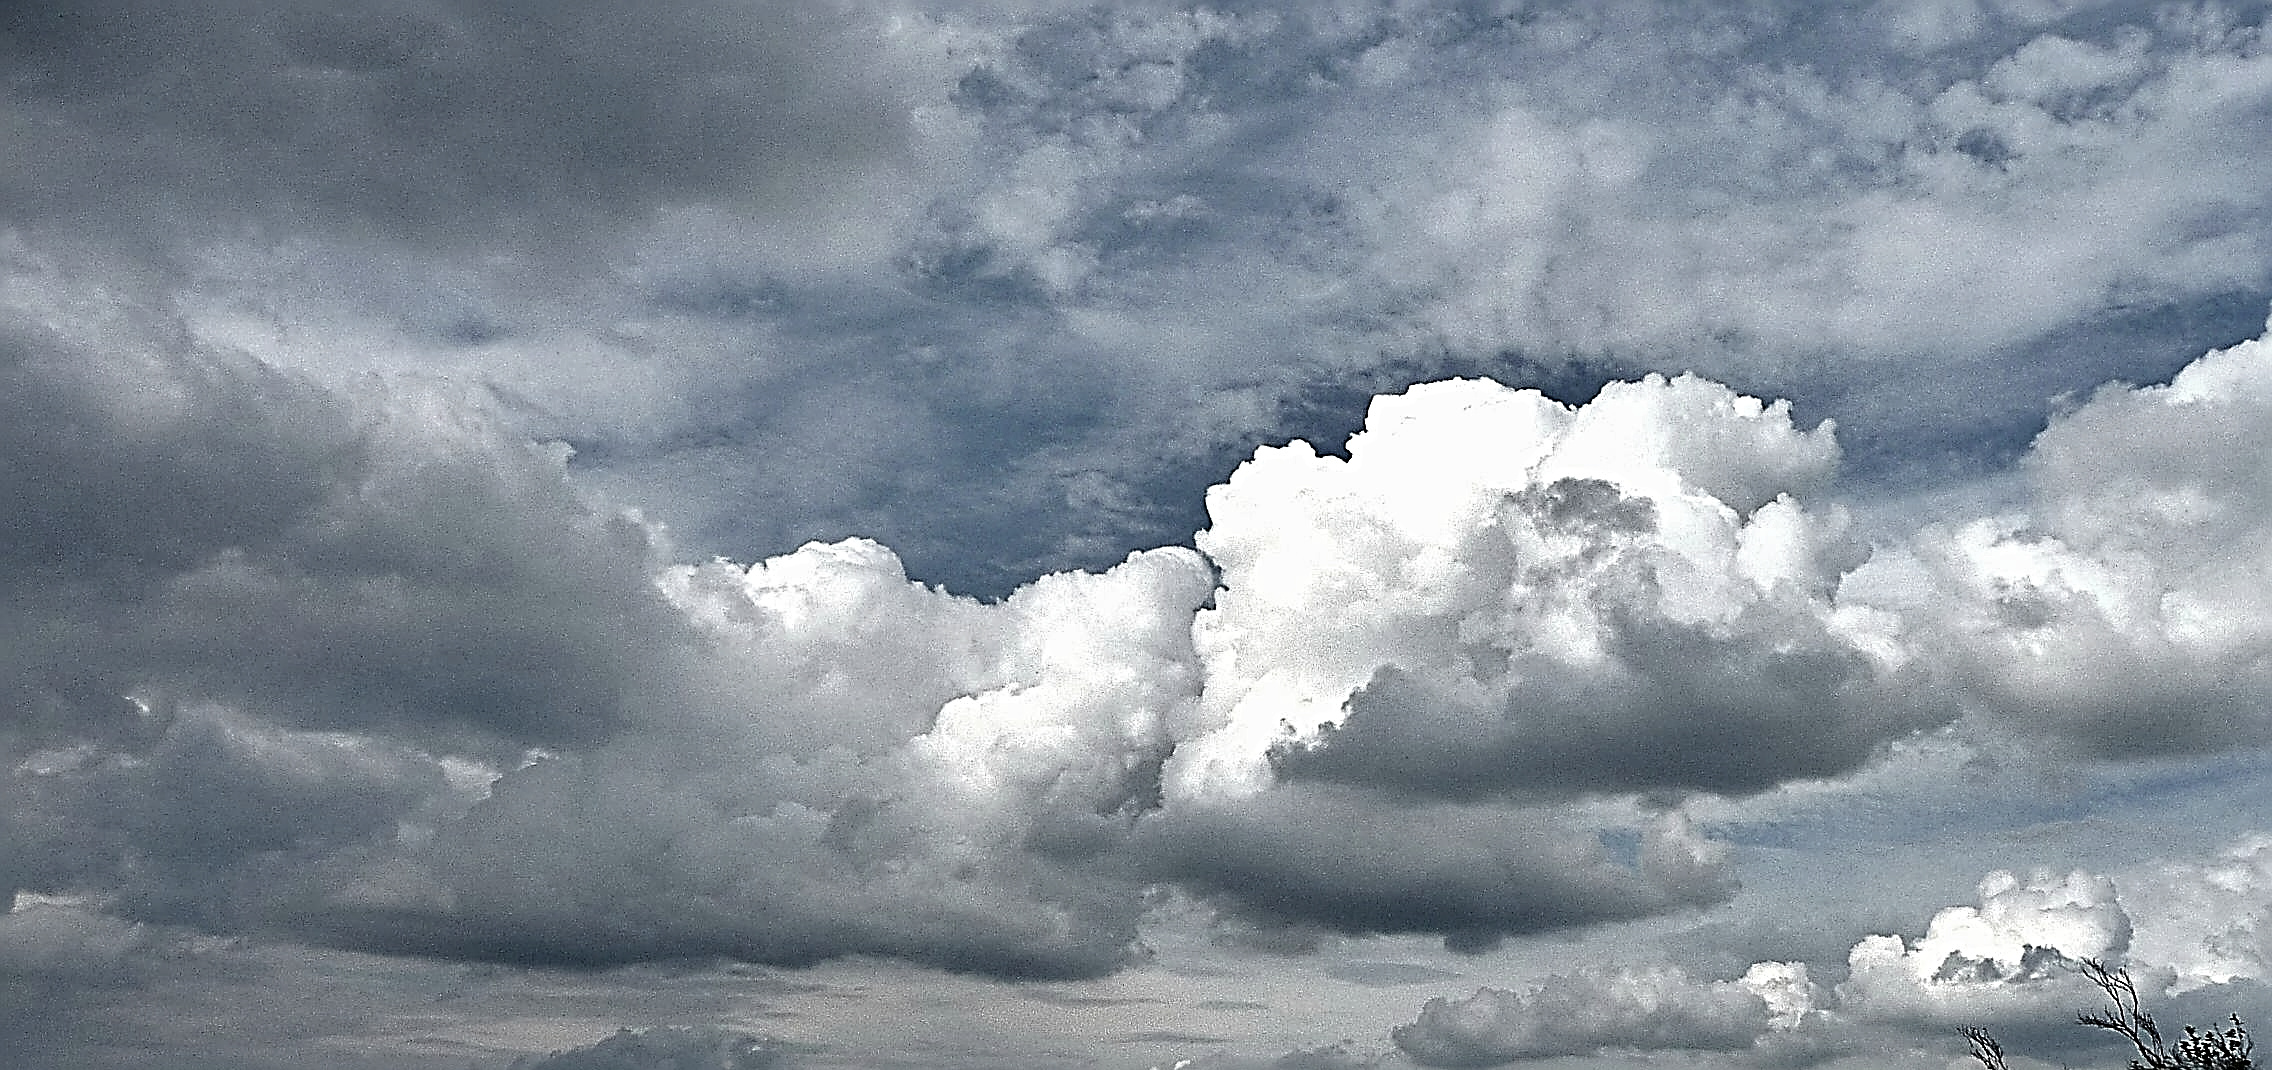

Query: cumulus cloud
[1163,373,1911,805]
[1392,962,1814,1066]
[0,280,1202,982]
[1124,312,2272,950]
[1838,868,2131,1023]
[0,294,690,759]
[17,271,2272,1001]
[1372,833,2272,1068]
[1127,372,1938,945]
[1696,833,2272,1042]
[346,539,1215,978]
[2121,836,2272,994]
[0,289,696,955]
[0,285,1222,978]
[1858,319,2272,755]
[2,277,1896,988]
[15,3,2272,1068]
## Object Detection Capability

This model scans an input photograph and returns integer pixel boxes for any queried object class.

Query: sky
[7,0,2272,1067]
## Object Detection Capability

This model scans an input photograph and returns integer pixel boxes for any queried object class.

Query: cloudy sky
[8,1,2272,1067]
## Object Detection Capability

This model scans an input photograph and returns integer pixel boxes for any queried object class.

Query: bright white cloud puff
[1165,372,1908,805]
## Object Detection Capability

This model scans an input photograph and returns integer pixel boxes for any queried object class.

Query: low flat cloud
[1392,963,1813,1066]
[511,1028,798,1070]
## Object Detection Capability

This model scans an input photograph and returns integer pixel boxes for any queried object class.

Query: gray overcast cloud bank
[10,1,2272,1068]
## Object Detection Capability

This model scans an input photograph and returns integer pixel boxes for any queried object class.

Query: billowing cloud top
[1168,372,1905,805]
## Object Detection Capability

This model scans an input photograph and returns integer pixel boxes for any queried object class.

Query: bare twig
[2078,958,2171,1068]
[1965,1025,2012,1070]
[1960,958,2251,1069]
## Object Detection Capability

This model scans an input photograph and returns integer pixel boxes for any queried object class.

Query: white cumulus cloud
[1859,317,2272,756]
[1165,372,1912,805]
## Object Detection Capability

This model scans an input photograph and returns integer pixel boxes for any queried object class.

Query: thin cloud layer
[511,1028,798,1070]
[11,0,2270,600]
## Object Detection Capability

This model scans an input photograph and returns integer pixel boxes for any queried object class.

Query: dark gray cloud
[1270,612,1911,801]
[1265,1045,1387,1070]
[0,0,920,257]
[0,898,167,1065]
[1170,1041,1390,1070]
[0,314,683,758]
[1138,786,1734,952]
[0,299,1198,982]
[310,751,1149,979]
[0,320,349,593]
[1324,960,1465,988]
